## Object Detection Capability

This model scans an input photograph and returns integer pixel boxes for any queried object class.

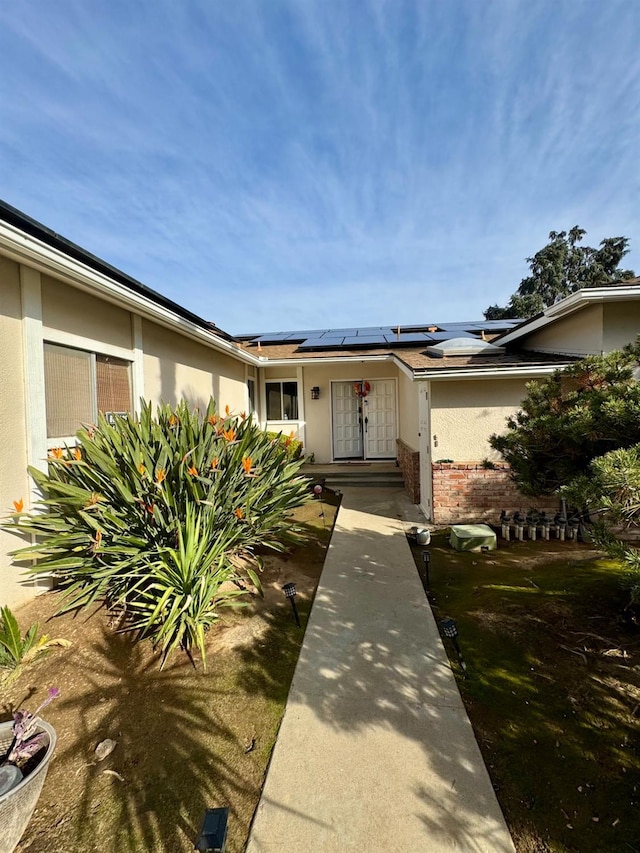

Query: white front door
[332,382,363,459]
[364,379,397,459]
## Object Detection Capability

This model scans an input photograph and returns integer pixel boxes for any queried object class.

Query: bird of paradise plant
[4,399,310,668]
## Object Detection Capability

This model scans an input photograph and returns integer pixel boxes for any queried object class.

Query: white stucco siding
[0,260,47,607]
[430,377,531,461]
[397,370,419,449]
[603,301,640,353]
[520,304,603,356]
[42,275,134,351]
[141,320,246,412]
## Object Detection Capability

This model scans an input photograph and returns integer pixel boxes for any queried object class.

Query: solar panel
[426,331,475,341]
[298,337,345,349]
[385,333,430,344]
[342,335,389,346]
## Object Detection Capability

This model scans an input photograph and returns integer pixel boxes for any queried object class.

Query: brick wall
[432,462,558,525]
[396,439,420,503]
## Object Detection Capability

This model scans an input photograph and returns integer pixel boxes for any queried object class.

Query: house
[2,198,640,607]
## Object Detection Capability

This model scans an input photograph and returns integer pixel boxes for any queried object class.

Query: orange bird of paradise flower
[208,414,218,426]
[138,463,146,475]
[242,456,252,474]
[73,447,82,461]
[211,457,219,469]
[187,465,198,476]
[234,507,244,519]
[156,468,166,484]
[225,405,230,416]
[13,498,24,513]
[223,428,236,442]
[49,447,63,460]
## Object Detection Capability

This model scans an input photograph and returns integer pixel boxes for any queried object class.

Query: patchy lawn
[3,495,338,853]
[410,531,640,853]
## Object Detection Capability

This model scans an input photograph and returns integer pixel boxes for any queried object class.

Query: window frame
[43,341,133,444]
[265,380,299,422]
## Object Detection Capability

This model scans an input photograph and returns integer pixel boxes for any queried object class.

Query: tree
[564,445,640,607]
[485,227,635,320]
[489,341,640,497]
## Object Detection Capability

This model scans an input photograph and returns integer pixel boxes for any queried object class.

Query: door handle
[364,416,368,433]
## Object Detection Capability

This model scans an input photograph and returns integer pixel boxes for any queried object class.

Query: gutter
[412,363,571,381]
[0,219,262,367]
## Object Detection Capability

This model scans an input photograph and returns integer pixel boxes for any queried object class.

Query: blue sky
[1,1,639,334]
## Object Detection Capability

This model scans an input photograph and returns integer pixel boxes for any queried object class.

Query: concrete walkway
[246,488,515,853]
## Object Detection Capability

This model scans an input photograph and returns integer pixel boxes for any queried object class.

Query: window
[247,378,257,417]
[44,343,132,439]
[265,381,298,420]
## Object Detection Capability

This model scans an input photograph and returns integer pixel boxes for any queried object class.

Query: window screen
[97,355,132,416]
[44,344,95,438]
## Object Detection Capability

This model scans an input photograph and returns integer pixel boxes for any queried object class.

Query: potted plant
[0,688,58,853]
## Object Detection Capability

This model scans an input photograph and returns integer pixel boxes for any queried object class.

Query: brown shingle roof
[241,340,575,373]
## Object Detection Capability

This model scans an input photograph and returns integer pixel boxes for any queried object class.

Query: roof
[240,338,575,377]
[493,279,640,347]
[0,198,236,342]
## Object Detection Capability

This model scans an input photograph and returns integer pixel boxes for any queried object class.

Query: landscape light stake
[282,582,301,627]
[440,617,467,677]
[422,550,431,590]
[313,483,326,527]
[194,807,229,852]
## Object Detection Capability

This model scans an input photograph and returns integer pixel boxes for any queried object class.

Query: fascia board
[414,364,569,381]
[260,354,395,368]
[496,286,640,347]
[0,222,261,367]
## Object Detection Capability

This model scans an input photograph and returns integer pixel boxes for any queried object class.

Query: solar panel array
[238,319,522,352]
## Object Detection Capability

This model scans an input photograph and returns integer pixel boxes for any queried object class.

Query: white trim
[296,365,306,449]
[495,284,640,347]
[20,265,47,484]
[131,314,145,414]
[43,328,134,361]
[414,364,569,381]
[0,221,260,366]
[262,354,395,368]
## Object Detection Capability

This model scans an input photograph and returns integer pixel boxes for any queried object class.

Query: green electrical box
[450,524,497,552]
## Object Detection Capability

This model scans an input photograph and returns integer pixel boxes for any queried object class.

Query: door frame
[330,377,398,462]
[418,381,433,520]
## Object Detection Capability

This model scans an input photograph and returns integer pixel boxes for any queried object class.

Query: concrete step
[303,465,404,490]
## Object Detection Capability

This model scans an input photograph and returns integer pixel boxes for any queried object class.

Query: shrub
[266,430,303,461]
[0,606,70,686]
[6,400,311,667]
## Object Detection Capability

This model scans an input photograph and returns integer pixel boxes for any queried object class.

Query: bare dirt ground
[2,496,338,853]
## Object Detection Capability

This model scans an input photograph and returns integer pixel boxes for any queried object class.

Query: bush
[265,430,303,461]
[6,400,311,667]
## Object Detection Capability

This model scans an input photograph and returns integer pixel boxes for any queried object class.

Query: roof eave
[0,218,261,366]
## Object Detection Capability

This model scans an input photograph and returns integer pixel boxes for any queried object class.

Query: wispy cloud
[1,0,639,331]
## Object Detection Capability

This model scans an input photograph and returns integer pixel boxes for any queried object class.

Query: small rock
[95,739,117,761]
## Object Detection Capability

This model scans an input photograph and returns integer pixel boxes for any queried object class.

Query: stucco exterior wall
[397,370,419,449]
[521,304,603,356]
[42,275,133,350]
[297,361,399,462]
[141,320,246,412]
[430,377,531,462]
[0,260,47,607]
[603,301,640,352]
